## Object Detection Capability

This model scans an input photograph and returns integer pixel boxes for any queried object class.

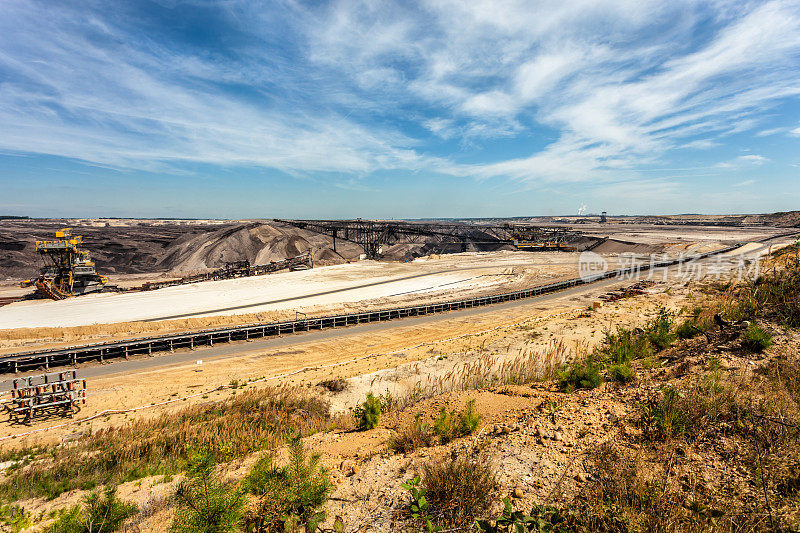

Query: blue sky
[1,0,799,219]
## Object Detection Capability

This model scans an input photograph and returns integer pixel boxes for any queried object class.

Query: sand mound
[591,239,664,254]
[156,222,364,272]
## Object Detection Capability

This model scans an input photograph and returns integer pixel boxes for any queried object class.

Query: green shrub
[640,386,687,440]
[599,327,652,363]
[48,508,83,533]
[389,414,435,454]
[457,399,481,436]
[243,435,330,532]
[644,307,677,350]
[353,392,382,431]
[433,407,455,443]
[477,499,570,532]
[421,457,497,528]
[0,503,30,533]
[558,358,603,393]
[171,450,244,533]
[676,319,703,339]
[48,487,137,533]
[609,363,635,384]
[401,476,441,533]
[433,400,482,444]
[741,323,773,352]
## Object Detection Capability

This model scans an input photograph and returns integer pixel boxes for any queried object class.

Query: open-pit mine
[1,213,799,532]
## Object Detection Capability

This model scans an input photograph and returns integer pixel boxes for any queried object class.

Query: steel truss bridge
[274,219,577,258]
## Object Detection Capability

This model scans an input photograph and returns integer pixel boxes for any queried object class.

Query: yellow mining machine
[20,229,108,300]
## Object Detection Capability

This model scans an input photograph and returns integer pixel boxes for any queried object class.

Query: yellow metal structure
[21,228,107,299]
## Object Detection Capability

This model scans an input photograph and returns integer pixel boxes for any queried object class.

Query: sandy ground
[0,238,753,352]
[0,251,603,330]
[0,275,625,444]
[578,223,784,244]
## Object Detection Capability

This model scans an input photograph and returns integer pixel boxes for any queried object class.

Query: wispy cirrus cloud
[0,1,432,175]
[737,155,769,164]
[0,0,799,196]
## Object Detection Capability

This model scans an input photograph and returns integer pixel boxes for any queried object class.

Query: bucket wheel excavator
[20,229,108,300]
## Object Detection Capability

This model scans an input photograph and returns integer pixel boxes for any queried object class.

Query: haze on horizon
[1,0,799,219]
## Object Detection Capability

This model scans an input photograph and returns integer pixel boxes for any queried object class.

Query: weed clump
[640,386,687,440]
[639,373,764,444]
[49,487,137,533]
[0,503,30,533]
[575,438,781,531]
[644,307,677,350]
[676,318,703,339]
[243,435,331,532]
[609,362,635,384]
[598,327,652,363]
[741,322,773,352]
[432,399,481,444]
[318,378,346,392]
[0,388,330,501]
[354,392,382,430]
[389,414,435,454]
[739,244,800,326]
[420,456,497,528]
[558,357,603,392]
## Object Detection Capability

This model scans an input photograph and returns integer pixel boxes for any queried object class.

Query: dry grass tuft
[389,414,435,454]
[421,454,498,528]
[388,339,580,412]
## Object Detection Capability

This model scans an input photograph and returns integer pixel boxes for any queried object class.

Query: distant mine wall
[0,220,366,279]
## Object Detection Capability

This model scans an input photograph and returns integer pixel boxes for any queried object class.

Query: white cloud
[423,118,457,139]
[756,127,786,136]
[714,154,769,169]
[461,91,518,117]
[737,155,769,164]
[0,0,799,192]
[683,139,720,149]
[514,49,587,103]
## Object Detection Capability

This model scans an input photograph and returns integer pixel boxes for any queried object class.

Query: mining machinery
[275,219,579,258]
[20,229,108,300]
[510,226,577,252]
